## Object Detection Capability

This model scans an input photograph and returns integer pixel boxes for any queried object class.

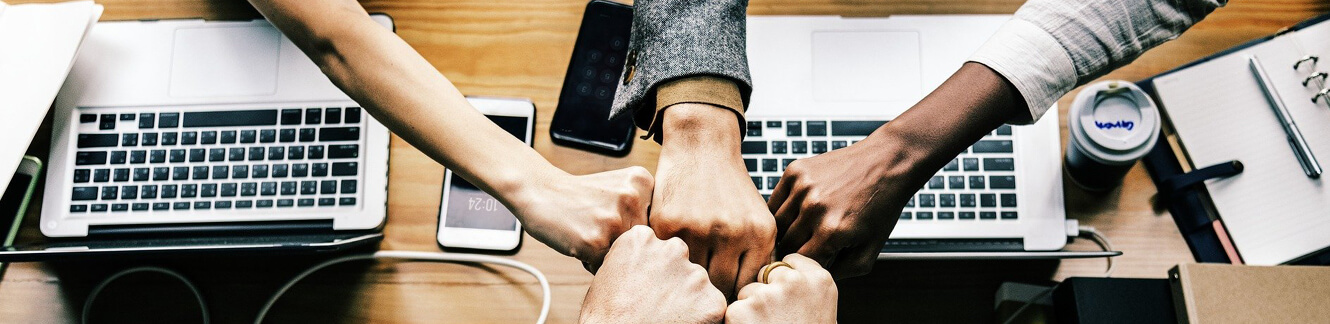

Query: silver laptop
[30,17,392,252]
[744,16,1068,253]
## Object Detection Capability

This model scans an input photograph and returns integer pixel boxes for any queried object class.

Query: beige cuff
[640,75,747,143]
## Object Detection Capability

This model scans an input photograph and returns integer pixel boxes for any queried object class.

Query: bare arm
[246,0,653,268]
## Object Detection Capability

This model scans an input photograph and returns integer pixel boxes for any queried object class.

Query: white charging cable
[254,250,551,324]
[82,266,210,324]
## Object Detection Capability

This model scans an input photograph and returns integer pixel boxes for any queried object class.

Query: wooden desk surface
[1,0,1325,323]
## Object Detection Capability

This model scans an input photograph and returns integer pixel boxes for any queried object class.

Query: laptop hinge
[880,239,1024,252]
[88,220,335,238]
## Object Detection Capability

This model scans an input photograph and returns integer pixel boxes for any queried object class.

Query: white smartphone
[1,156,42,273]
[437,97,535,252]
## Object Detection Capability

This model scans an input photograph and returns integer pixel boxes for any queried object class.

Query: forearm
[246,0,561,198]
[864,62,1023,185]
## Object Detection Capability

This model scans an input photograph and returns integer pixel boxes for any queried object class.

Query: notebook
[0,0,101,197]
[1170,264,1330,323]
[1147,15,1330,265]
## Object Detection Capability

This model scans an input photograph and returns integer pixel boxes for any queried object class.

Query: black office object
[550,0,637,156]
[1053,277,1176,324]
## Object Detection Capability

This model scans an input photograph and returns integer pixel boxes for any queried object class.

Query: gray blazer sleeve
[610,0,753,131]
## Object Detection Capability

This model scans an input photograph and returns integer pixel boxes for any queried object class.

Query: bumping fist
[508,166,654,272]
[579,226,727,324]
[726,254,838,324]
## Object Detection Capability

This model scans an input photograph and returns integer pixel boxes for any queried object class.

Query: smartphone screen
[442,115,530,231]
[550,1,636,155]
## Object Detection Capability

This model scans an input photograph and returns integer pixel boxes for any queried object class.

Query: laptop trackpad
[170,26,281,97]
[811,31,921,102]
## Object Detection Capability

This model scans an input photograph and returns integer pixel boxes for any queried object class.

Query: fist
[580,226,727,324]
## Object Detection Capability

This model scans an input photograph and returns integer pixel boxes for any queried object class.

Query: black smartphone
[550,0,636,157]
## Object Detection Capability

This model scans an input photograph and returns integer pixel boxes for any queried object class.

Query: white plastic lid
[1068,80,1161,164]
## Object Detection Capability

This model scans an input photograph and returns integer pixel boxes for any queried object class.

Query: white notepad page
[1154,20,1330,265]
[0,1,101,196]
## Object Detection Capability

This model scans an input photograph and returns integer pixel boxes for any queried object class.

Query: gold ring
[758,261,792,284]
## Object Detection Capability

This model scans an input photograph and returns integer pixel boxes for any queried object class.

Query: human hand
[580,225,727,324]
[767,135,920,279]
[508,166,654,272]
[726,254,838,323]
[651,104,776,299]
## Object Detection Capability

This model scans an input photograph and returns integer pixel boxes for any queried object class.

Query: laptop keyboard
[67,107,366,214]
[743,119,1019,221]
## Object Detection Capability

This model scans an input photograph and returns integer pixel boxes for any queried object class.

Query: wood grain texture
[2,0,1326,322]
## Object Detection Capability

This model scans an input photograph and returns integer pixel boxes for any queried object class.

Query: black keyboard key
[182,131,198,145]
[972,140,1013,153]
[260,129,276,143]
[318,198,336,206]
[91,204,109,212]
[340,180,357,194]
[133,168,150,182]
[252,165,270,178]
[741,141,767,154]
[94,169,110,182]
[744,159,757,172]
[249,147,266,161]
[301,181,317,195]
[831,141,847,150]
[345,107,361,123]
[320,180,336,194]
[766,121,781,128]
[766,176,779,190]
[960,194,976,207]
[979,211,997,220]
[298,198,315,207]
[201,183,218,197]
[120,185,138,199]
[281,109,302,125]
[120,113,135,121]
[916,211,934,220]
[141,185,157,199]
[112,204,129,212]
[980,193,996,207]
[153,202,170,211]
[138,113,156,128]
[257,200,272,209]
[242,183,258,196]
[278,199,295,207]
[959,212,976,220]
[762,159,777,172]
[312,163,328,177]
[262,182,278,196]
[173,167,189,181]
[74,169,91,183]
[917,194,935,207]
[173,202,191,210]
[939,194,955,207]
[806,121,827,136]
[305,108,322,125]
[307,145,325,159]
[963,158,980,171]
[76,152,108,165]
[133,203,150,211]
[746,121,762,137]
[141,133,158,146]
[831,120,887,136]
[169,149,186,163]
[201,131,217,145]
[159,113,180,128]
[222,183,238,197]
[1001,193,1017,207]
[99,114,116,130]
[110,151,127,164]
[101,186,118,200]
[319,127,360,141]
[81,114,98,123]
[751,176,761,189]
[184,110,278,128]
[326,108,342,124]
[149,150,166,163]
[281,181,297,195]
[943,159,959,171]
[786,121,802,136]
[72,187,98,201]
[327,145,359,159]
[989,176,1016,189]
[161,132,177,145]
[331,162,357,176]
[215,201,233,209]
[996,124,1012,136]
[791,141,807,154]
[782,158,796,170]
[192,166,209,180]
[232,165,249,179]
[983,158,1015,171]
[771,141,787,154]
[928,176,944,189]
[1001,212,1018,220]
[969,176,986,189]
[339,197,356,206]
[208,148,225,162]
[273,164,289,178]
[130,150,147,164]
[220,130,237,144]
[229,148,245,161]
[212,166,230,180]
[292,163,309,177]
[949,176,965,189]
[236,200,253,209]
[268,146,285,160]
[77,134,119,148]
[299,128,316,142]
[288,146,305,160]
[899,212,911,220]
[113,168,130,182]
[161,185,178,199]
[239,130,257,144]
[938,212,955,220]
[181,184,198,198]
[811,141,827,154]
[280,129,296,142]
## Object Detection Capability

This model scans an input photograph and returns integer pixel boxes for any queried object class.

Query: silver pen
[1249,55,1323,179]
